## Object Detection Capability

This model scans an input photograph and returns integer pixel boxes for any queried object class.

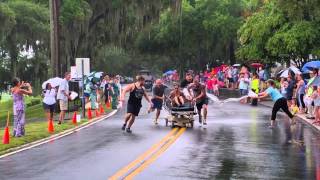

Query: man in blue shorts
[148,79,166,124]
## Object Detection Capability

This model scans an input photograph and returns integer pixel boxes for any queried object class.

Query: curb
[0,109,118,159]
[259,102,320,132]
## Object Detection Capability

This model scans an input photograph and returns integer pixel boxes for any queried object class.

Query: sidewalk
[259,101,320,132]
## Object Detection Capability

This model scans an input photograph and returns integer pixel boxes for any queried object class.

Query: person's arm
[194,87,205,101]
[120,84,133,102]
[257,91,269,99]
[143,88,152,103]
[19,83,33,95]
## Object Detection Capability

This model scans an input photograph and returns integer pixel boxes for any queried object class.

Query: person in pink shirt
[206,76,213,94]
[211,75,219,96]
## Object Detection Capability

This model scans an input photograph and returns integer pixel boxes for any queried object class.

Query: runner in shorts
[148,79,166,125]
[120,76,152,133]
[188,78,208,125]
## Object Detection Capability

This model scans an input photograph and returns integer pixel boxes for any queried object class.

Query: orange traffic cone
[72,112,77,125]
[106,99,111,109]
[3,112,10,144]
[87,108,92,120]
[95,109,100,117]
[100,105,105,114]
[48,119,54,133]
[2,127,9,144]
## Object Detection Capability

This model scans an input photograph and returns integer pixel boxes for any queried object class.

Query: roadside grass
[0,120,86,156]
[0,96,46,127]
[0,107,112,156]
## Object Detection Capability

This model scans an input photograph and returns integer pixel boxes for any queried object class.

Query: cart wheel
[165,119,168,127]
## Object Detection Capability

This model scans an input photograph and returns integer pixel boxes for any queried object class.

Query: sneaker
[126,128,132,133]
[122,124,126,131]
[268,125,275,129]
[203,122,207,125]
[154,119,158,125]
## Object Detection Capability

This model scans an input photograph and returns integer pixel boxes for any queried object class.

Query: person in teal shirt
[257,79,295,128]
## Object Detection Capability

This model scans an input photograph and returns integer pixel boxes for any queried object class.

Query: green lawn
[0,120,87,156]
[0,96,46,127]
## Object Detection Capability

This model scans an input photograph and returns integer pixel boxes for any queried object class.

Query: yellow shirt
[291,106,299,115]
[251,79,260,93]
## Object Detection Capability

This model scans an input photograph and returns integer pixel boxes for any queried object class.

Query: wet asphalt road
[1,98,320,180]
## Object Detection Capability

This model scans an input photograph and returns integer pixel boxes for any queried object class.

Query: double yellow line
[109,128,186,180]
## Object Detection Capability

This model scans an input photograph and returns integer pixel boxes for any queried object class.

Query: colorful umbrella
[251,63,263,68]
[302,61,320,71]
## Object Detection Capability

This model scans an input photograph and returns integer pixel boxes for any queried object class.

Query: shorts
[151,99,163,110]
[239,89,248,96]
[127,103,142,116]
[59,100,68,111]
[228,78,234,83]
[43,103,55,113]
[196,98,209,111]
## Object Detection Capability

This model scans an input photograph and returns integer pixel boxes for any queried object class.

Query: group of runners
[120,72,208,133]
[120,71,297,133]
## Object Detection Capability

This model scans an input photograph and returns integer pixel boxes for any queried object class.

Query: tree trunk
[50,0,60,77]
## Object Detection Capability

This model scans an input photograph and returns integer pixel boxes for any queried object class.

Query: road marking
[109,128,179,180]
[109,128,186,180]
[124,128,186,179]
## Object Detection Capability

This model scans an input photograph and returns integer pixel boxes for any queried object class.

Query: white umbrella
[42,77,64,89]
[280,69,289,78]
[289,66,301,74]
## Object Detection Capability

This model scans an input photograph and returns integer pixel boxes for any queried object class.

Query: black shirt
[180,79,192,88]
[153,85,166,98]
[286,80,295,96]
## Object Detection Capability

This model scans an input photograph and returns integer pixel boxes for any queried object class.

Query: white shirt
[57,79,69,101]
[43,89,56,105]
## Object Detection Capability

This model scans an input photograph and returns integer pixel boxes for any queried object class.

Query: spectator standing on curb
[296,74,306,114]
[42,83,57,121]
[238,73,249,103]
[11,78,32,137]
[286,75,295,107]
[57,72,71,124]
[305,70,317,119]
[312,86,320,124]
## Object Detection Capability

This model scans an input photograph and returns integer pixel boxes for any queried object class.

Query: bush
[26,98,41,107]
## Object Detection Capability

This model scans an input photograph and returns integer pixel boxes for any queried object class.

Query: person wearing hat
[256,79,295,128]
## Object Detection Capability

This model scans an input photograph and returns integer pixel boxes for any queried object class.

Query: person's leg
[174,97,181,106]
[196,103,202,123]
[271,100,281,127]
[127,115,136,129]
[179,96,185,105]
[203,104,208,124]
[280,98,294,119]
[155,109,161,124]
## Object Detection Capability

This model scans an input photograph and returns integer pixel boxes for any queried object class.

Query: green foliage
[237,0,320,67]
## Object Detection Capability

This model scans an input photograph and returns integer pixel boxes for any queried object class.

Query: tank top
[128,84,144,106]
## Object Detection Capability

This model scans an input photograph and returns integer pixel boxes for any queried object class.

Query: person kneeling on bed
[170,83,185,107]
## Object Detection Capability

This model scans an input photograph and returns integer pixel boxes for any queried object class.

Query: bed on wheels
[163,92,196,128]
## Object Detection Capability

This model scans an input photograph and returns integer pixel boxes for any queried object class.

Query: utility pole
[49,0,60,77]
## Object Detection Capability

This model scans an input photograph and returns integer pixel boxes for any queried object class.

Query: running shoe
[126,128,132,133]
[122,124,126,131]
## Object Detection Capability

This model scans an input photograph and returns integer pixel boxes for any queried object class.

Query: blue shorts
[151,99,163,110]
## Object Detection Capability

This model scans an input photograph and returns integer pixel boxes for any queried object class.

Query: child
[212,75,219,96]
[312,86,320,124]
[290,98,299,115]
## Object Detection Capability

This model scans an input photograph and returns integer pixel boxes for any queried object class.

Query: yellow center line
[124,128,186,179]
[109,128,179,180]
